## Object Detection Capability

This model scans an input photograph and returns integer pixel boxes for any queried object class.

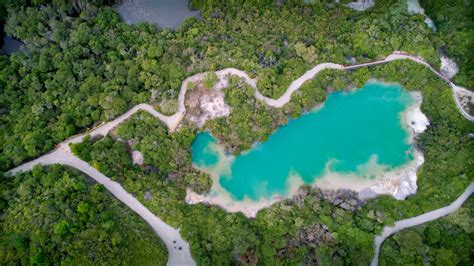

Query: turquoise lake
[192,82,416,201]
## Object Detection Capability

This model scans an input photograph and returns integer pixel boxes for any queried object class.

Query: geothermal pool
[192,82,416,201]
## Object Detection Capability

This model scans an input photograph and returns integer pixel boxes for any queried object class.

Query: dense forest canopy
[420,0,474,88]
[380,197,473,265]
[0,0,450,171]
[0,166,167,264]
[0,0,473,265]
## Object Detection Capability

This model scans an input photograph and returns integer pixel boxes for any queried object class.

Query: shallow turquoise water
[192,82,415,201]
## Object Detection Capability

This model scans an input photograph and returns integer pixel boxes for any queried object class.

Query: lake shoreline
[186,87,430,218]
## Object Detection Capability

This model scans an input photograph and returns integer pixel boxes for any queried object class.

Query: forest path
[371,182,474,266]
[6,51,473,266]
[8,146,196,266]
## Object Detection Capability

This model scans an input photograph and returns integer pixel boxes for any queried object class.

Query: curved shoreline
[5,51,472,265]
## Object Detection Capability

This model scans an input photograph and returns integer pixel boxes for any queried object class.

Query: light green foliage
[202,72,218,89]
[294,42,317,63]
[186,81,196,90]
[160,99,179,115]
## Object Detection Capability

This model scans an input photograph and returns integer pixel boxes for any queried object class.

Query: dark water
[115,0,200,29]
[2,36,25,55]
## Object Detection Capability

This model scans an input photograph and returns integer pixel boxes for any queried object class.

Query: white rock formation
[452,86,474,120]
[188,91,230,128]
[359,151,424,200]
[132,150,144,165]
[405,93,430,134]
[440,56,459,79]
[187,73,231,128]
[406,107,429,134]
[407,0,436,29]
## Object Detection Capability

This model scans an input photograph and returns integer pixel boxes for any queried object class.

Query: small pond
[115,0,200,29]
[2,36,25,55]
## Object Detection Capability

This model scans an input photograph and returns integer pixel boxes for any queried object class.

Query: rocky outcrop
[144,191,153,201]
[297,224,335,247]
[319,189,363,212]
[277,223,335,264]
[132,150,144,165]
[453,86,474,118]
[440,56,459,79]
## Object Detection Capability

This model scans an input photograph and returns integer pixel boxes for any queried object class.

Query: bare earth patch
[440,56,459,79]
[185,74,231,128]
[132,150,144,165]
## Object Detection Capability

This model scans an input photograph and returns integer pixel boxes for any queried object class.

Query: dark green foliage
[116,111,212,192]
[0,165,167,265]
[71,135,135,183]
[187,1,438,98]
[116,112,195,176]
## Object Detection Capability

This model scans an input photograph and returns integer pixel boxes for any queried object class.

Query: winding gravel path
[182,52,472,120]
[5,51,473,266]
[371,182,474,266]
[8,147,195,266]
